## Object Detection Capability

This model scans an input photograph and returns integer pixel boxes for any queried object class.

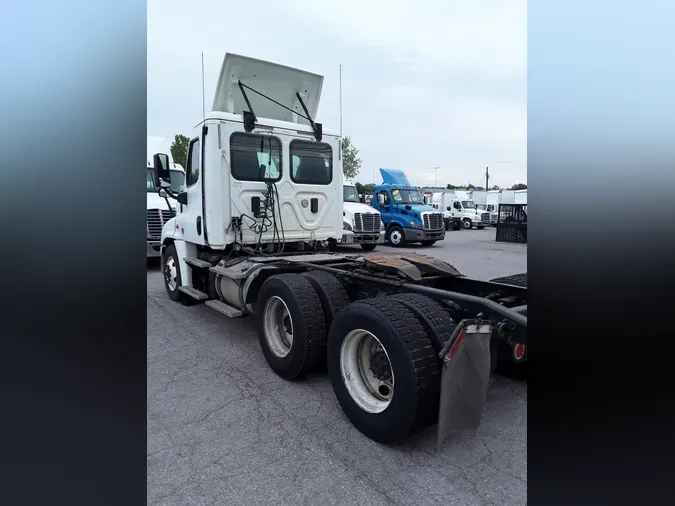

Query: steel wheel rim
[263,296,294,358]
[463,220,471,229]
[164,256,178,291]
[340,329,394,413]
[390,230,402,245]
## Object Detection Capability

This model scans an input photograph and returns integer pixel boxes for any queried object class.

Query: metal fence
[495,204,527,244]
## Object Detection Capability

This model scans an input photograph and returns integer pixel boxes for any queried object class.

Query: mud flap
[436,320,493,452]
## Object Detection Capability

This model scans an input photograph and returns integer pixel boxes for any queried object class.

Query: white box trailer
[514,189,527,205]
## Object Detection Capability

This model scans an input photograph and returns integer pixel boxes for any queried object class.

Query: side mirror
[153,153,171,187]
[377,194,385,205]
[158,189,169,199]
[446,206,451,211]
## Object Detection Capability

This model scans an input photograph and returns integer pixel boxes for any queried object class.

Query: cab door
[376,190,394,225]
[176,132,206,245]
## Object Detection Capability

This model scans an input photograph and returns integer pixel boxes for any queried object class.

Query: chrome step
[184,257,212,268]
[178,286,208,300]
[205,300,244,318]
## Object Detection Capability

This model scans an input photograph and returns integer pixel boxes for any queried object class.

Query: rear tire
[490,273,528,288]
[387,293,456,355]
[257,274,327,380]
[452,220,461,231]
[327,298,440,443]
[360,243,377,252]
[301,270,350,331]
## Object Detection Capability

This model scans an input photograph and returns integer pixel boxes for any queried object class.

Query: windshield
[461,200,476,209]
[343,186,359,202]
[147,168,185,193]
[391,189,424,205]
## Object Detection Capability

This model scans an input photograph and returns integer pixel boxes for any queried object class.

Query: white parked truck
[337,184,385,251]
[427,190,490,230]
[146,154,186,258]
[153,53,527,447]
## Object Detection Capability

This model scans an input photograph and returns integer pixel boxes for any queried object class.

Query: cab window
[290,140,333,185]
[230,132,282,182]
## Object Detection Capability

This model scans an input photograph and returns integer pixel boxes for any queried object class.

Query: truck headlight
[343,221,352,231]
[409,221,419,229]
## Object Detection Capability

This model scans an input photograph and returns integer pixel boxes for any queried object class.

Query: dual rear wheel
[257,272,457,443]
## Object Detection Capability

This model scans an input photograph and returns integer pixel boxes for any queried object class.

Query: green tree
[170,134,190,167]
[491,185,500,190]
[510,183,527,190]
[341,136,362,181]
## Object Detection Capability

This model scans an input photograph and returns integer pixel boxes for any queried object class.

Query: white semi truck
[152,53,527,446]
[338,183,384,251]
[146,147,186,258]
[426,190,490,230]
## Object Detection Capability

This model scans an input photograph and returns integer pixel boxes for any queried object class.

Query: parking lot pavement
[147,228,527,506]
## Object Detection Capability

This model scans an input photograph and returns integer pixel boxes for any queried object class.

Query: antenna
[201,53,206,123]
[339,64,343,137]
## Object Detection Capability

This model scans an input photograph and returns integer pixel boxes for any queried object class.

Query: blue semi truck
[372,168,446,247]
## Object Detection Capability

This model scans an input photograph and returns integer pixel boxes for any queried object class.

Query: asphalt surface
[147,228,527,505]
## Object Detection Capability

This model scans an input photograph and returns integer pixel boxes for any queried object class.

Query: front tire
[477,226,485,230]
[327,298,441,443]
[386,225,405,247]
[420,240,436,247]
[462,218,473,230]
[162,244,194,305]
[257,274,327,380]
[361,243,377,252]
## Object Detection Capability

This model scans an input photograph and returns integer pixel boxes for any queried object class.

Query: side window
[453,201,462,210]
[186,138,200,187]
[230,132,282,182]
[290,140,333,185]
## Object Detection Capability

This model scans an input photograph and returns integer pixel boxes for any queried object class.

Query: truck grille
[147,208,174,239]
[481,212,490,222]
[422,212,444,230]
[353,212,381,233]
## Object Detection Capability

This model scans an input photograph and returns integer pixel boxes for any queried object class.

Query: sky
[148,0,526,188]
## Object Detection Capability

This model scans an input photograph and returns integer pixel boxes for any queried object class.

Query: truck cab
[146,159,185,258]
[428,190,489,230]
[372,169,445,247]
[340,183,384,251]
[155,53,342,288]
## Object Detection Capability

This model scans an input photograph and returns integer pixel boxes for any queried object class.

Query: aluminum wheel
[340,329,395,414]
[388,228,403,246]
[263,296,294,358]
[164,256,178,291]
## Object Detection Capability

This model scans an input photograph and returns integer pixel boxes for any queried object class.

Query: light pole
[434,166,440,187]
